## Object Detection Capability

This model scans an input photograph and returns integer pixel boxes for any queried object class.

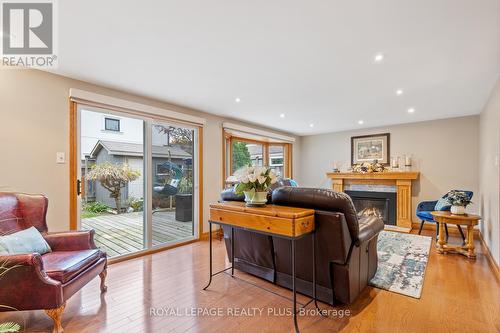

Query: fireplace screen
[345,191,397,225]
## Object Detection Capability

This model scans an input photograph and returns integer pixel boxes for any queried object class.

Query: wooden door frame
[69,101,78,230]
[69,101,204,248]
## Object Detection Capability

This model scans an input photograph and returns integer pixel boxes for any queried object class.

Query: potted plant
[446,190,472,215]
[228,166,278,207]
[175,177,193,222]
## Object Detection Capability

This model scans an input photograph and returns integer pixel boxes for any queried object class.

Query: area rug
[369,231,432,298]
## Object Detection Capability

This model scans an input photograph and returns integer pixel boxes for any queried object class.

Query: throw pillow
[0,227,52,255]
[435,194,451,211]
[0,242,7,255]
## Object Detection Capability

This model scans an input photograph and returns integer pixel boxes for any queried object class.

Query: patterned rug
[369,231,432,298]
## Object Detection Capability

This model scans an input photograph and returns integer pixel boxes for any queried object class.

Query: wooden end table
[431,211,481,259]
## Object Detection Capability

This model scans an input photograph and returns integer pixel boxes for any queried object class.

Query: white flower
[254,166,266,176]
[248,174,257,183]
[241,175,249,183]
[226,175,238,182]
[270,172,278,184]
[257,175,266,184]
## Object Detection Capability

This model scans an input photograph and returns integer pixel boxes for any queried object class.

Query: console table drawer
[209,204,314,237]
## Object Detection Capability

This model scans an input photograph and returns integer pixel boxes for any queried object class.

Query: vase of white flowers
[446,190,472,215]
[226,166,278,207]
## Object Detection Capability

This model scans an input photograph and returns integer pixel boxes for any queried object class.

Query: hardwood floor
[1,229,499,333]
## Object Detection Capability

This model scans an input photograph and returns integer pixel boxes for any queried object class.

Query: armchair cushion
[0,226,52,255]
[416,210,435,222]
[42,249,101,284]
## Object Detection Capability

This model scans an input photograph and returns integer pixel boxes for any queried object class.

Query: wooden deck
[82,211,193,257]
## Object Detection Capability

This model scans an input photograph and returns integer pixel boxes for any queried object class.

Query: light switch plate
[56,152,66,164]
[495,155,499,167]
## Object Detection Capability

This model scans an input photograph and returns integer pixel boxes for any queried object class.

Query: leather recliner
[220,187,384,304]
[0,192,108,333]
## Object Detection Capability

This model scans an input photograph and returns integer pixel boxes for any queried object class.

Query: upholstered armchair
[0,192,107,333]
[416,190,473,241]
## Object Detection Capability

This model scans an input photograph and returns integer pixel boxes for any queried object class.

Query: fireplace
[345,190,397,226]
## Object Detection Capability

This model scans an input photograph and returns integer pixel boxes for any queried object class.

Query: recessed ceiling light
[280,113,285,118]
[373,53,385,63]
[235,97,241,103]
[407,108,415,114]
[358,120,364,125]
[309,123,314,128]
[396,89,404,96]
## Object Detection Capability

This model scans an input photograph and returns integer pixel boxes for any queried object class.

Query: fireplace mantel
[326,172,420,230]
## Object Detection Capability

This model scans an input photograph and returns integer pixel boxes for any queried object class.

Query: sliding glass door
[80,108,145,257]
[150,122,195,247]
[77,105,198,258]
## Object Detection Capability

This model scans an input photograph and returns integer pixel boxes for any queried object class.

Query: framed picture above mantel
[351,133,390,165]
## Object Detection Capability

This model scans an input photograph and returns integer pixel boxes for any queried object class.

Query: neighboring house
[80,109,193,208]
[84,140,191,208]
[246,144,284,176]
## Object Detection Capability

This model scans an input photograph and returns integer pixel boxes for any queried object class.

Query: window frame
[222,131,292,188]
[104,117,121,132]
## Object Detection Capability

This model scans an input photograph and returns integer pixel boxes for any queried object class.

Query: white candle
[391,157,398,168]
[405,155,411,166]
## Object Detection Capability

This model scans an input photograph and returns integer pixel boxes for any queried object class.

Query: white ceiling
[51,0,500,135]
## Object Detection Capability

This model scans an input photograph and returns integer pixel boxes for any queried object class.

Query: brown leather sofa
[0,193,107,333]
[220,187,384,304]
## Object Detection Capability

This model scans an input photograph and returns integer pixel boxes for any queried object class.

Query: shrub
[85,201,109,213]
[86,162,140,214]
[127,197,144,212]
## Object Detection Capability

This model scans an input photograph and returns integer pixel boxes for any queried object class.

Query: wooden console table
[431,211,481,259]
[205,202,317,333]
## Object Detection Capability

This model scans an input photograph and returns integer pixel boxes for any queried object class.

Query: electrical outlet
[56,152,66,164]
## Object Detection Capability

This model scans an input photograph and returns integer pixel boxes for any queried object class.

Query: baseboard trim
[478,231,500,283]
[384,225,411,233]
[200,229,221,241]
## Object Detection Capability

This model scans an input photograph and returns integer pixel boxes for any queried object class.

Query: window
[232,141,263,173]
[269,145,285,177]
[224,133,292,185]
[104,117,120,131]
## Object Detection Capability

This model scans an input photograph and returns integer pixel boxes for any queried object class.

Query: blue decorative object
[370,231,432,298]
[0,226,52,255]
[416,190,473,240]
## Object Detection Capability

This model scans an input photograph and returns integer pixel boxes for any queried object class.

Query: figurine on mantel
[351,160,387,173]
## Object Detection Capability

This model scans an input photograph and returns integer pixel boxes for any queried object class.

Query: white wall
[81,109,145,158]
[297,116,480,221]
[0,69,300,232]
[479,78,500,265]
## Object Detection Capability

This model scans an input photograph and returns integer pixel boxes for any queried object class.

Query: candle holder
[390,156,399,171]
[404,154,412,167]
